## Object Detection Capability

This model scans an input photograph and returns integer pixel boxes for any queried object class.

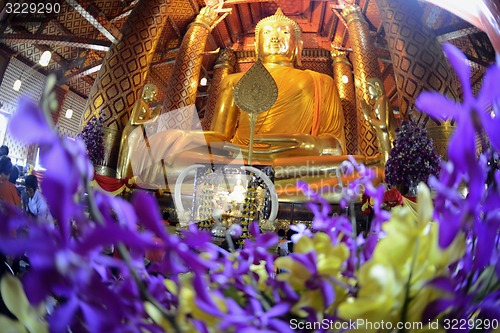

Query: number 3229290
[6,2,61,14]
[444,319,499,330]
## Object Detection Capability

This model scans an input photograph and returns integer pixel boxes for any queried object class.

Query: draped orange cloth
[231,66,346,152]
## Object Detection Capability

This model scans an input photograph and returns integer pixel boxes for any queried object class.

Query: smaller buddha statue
[117,83,161,179]
[361,78,397,165]
[228,178,247,204]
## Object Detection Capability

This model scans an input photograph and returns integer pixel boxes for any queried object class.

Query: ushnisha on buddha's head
[254,8,303,66]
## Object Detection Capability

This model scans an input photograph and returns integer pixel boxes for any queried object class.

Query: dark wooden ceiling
[0,0,496,106]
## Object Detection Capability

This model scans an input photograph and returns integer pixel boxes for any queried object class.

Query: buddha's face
[257,21,297,64]
[142,84,158,102]
[366,80,382,101]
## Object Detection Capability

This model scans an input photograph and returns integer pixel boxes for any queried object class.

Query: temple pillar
[374,0,459,156]
[201,48,236,130]
[82,0,169,176]
[162,7,218,114]
[331,48,358,155]
[341,4,380,157]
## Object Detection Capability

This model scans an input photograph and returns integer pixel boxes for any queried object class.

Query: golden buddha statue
[117,83,161,179]
[132,9,382,201]
[211,8,346,158]
[361,78,397,166]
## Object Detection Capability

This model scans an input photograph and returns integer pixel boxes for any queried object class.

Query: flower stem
[399,236,420,332]
[465,230,476,293]
[117,243,181,333]
[85,181,105,225]
[83,162,179,331]
[349,202,360,271]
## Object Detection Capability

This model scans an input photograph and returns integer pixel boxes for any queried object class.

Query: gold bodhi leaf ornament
[234,59,278,114]
[234,59,278,164]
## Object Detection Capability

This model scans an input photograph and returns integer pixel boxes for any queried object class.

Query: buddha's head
[142,83,158,102]
[366,78,383,101]
[255,8,303,66]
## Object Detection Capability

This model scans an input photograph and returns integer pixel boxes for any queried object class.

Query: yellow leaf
[144,302,171,331]
[164,279,178,295]
[0,315,28,333]
[1,275,30,323]
[0,275,48,333]
[417,182,433,225]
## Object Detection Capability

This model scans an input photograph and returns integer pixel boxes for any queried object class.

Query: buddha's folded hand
[224,133,342,156]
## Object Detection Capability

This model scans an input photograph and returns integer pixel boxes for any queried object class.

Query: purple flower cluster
[0,42,498,332]
[78,115,104,166]
[384,119,441,190]
[1,99,295,332]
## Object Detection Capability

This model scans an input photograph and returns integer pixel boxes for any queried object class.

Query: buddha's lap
[133,149,383,203]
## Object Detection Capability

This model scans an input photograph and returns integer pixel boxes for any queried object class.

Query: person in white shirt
[24,175,52,221]
[276,229,290,257]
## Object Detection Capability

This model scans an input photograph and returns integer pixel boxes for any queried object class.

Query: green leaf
[222,285,246,307]
[471,266,499,301]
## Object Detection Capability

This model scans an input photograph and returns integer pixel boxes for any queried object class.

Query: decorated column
[374,0,459,156]
[162,7,218,114]
[201,48,236,130]
[82,0,169,176]
[341,4,380,157]
[331,48,357,155]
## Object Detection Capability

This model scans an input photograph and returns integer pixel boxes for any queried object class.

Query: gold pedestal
[426,123,455,158]
[94,127,121,177]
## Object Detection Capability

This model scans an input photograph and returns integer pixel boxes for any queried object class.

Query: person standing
[0,156,20,208]
[276,228,290,257]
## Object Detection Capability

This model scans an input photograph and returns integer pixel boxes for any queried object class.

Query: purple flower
[9,98,85,239]
[2,98,170,331]
[78,115,105,165]
[384,119,441,189]
[419,46,500,254]
[9,97,56,146]
[415,43,500,326]
[218,298,293,333]
[289,223,312,242]
[0,196,159,332]
[417,43,500,204]
[417,44,500,246]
